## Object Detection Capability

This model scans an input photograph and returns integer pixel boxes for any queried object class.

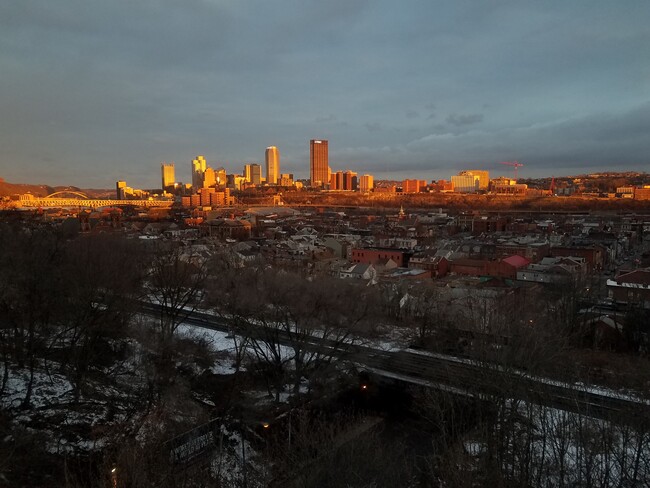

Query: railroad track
[137,301,650,425]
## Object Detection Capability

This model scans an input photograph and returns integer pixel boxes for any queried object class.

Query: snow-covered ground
[462,401,650,486]
[0,363,136,455]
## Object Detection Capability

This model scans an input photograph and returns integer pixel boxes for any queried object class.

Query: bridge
[137,302,650,426]
[19,194,174,208]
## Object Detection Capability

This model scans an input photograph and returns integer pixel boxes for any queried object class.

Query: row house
[471,216,509,234]
[551,245,605,270]
[376,236,419,249]
[516,256,586,285]
[495,241,549,263]
[408,251,450,278]
[449,255,531,280]
[607,268,650,308]
[199,219,252,241]
[339,263,377,281]
[351,248,410,267]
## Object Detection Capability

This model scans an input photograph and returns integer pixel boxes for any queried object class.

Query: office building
[265,146,279,185]
[330,171,343,190]
[462,170,490,190]
[199,187,215,206]
[310,139,329,187]
[402,179,427,193]
[203,167,217,188]
[161,163,175,191]
[343,170,358,191]
[191,155,207,189]
[360,174,374,192]
[214,167,227,187]
[452,173,480,193]
[116,180,127,199]
[279,173,294,186]
[245,163,262,186]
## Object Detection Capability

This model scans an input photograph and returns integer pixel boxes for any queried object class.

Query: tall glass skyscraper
[310,139,328,187]
[265,146,279,185]
[191,155,207,189]
[161,162,175,191]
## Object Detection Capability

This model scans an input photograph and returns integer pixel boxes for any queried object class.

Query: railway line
[138,301,650,425]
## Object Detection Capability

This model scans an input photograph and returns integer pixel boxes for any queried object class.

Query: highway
[138,301,650,425]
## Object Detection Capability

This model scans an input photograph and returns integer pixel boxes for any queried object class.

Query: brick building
[607,268,650,308]
[351,248,408,267]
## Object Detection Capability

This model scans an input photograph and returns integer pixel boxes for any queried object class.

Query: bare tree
[214,267,375,400]
[59,235,145,401]
[146,244,208,347]
[0,225,66,408]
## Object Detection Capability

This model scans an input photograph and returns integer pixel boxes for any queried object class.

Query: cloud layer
[0,0,648,187]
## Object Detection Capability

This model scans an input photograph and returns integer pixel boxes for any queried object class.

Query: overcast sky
[1,0,648,188]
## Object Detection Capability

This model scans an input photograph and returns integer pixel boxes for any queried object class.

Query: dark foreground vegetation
[1,220,650,487]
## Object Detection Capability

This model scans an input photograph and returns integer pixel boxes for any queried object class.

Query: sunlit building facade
[343,170,358,191]
[452,174,480,193]
[191,155,207,189]
[245,163,262,186]
[463,170,490,190]
[402,179,427,193]
[360,174,374,192]
[161,163,175,191]
[279,173,294,186]
[265,146,279,185]
[310,139,329,187]
[203,167,217,188]
[116,180,127,199]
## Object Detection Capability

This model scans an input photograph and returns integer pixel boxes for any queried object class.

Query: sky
[1,0,649,188]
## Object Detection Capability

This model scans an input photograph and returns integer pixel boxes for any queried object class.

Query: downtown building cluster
[309,139,374,192]
[115,139,378,206]
[114,139,650,210]
[182,150,286,207]
[116,139,523,208]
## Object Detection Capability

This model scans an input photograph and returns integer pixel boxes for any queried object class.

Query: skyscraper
[203,167,216,188]
[265,146,279,185]
[343,170,357,191]
[245,163,262,186]
[191,155,207,189]
[116,180,127,199]
[161,162,175,191]
[310,139,329,187]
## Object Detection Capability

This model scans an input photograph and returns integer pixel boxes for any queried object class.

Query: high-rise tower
[161,162,175,191]
[265,146,279,185]
[245,163,262,186]
[191,155,207,189]
[360,174,374,192]
[310,139,329,187]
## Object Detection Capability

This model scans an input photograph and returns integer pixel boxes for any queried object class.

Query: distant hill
[0,179,55,197]
[0,178,113,198]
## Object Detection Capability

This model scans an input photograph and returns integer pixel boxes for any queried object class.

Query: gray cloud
[0,1,648,186]
[315,114,338,123]
[446,113,484,127]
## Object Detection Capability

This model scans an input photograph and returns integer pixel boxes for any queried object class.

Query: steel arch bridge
[44,191,90,199]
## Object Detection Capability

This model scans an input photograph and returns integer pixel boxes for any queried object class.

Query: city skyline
[1,1,649,188]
